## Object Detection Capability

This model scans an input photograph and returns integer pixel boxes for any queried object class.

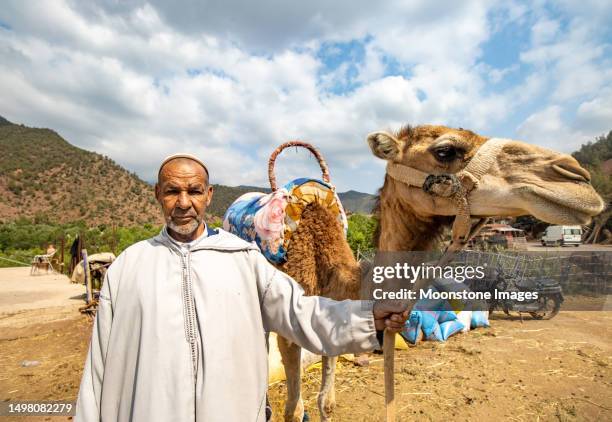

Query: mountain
[338,190,376,214]
[0,117,376,226]
[0,118,163,226]
[208,186,376,216]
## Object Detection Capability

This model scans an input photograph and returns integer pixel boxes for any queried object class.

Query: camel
[367,124,605,419]
[232,127,604,421]
[224,142,364,422]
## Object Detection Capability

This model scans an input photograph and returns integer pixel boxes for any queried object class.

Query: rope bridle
[384,137,511,264]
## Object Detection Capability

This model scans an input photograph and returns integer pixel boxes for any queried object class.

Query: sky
[0,0,611,193]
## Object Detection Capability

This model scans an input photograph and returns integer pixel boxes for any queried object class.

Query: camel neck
[375,178,449,252]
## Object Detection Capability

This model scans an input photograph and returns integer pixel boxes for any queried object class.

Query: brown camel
[224,141,364,422]
[271,125,605,422]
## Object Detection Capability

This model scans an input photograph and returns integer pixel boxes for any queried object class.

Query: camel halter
[385,138,511,261]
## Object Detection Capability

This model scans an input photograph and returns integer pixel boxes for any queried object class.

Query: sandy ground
[0,267,610,421]
[268,311,612,421]
[0,267,84,325]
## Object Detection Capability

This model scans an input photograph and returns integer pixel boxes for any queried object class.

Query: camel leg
[277,336,304,422]
[318,355,337,422]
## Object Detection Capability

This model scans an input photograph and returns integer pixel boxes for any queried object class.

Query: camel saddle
[223,177,348,264]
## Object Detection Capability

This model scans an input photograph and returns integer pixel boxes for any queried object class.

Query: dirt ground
[269,311,612,421]
[0,267,610,421]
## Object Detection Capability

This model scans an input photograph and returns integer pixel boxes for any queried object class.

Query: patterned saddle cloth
[223,178,348,264]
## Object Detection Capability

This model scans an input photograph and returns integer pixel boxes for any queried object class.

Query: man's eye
[189,190,203,195]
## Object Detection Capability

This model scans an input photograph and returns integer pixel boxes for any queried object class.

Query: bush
[347,214,377,256]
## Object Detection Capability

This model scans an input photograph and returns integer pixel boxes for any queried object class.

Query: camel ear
[366,132,402,160]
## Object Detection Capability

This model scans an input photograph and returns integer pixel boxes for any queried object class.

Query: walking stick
[383,329,396,422]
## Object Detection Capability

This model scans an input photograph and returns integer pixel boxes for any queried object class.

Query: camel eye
[433,145,458,162]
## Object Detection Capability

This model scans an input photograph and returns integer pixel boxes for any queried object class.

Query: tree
[346,214,377,256]
[572,131,612,243]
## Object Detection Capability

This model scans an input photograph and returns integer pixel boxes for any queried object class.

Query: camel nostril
[552,160,591,183]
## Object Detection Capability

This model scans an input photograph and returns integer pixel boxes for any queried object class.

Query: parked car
[541,225,582,247]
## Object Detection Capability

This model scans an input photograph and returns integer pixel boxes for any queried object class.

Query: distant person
[46,243,56,256]
[75,153,410,422]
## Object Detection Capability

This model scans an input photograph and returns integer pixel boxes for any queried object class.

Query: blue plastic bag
[437,310,458,323]
[471,311,490,328]
[400,312,422,344]
[439,320,465,340]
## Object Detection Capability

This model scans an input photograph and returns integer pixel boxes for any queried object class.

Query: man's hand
[372,300,410,333]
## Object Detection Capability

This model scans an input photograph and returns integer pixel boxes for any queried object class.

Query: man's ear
[154,183,161,203]
[206,185,214,207]
[366,131,403,160]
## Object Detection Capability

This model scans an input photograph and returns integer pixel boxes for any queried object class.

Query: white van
[541,225,582,247]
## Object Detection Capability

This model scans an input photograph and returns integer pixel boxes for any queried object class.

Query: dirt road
[0,267,84,325]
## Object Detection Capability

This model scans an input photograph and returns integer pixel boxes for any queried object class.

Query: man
[75,154,409,422]
[46,243,56,256]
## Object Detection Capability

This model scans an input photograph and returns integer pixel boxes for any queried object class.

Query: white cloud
[0,0,610,195]
[516,105,570,148]
[530,18,560,46]
[514,2,612,152]
[575,89,612,135]
[518,89,612,153]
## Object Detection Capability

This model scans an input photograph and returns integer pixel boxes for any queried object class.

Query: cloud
[514,1,612,151]
[516,105,570,148]
[0,0,610,195]
[517,89,612,153]
[575,89,612,136]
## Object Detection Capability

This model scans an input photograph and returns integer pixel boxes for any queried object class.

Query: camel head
[367,125,605,227]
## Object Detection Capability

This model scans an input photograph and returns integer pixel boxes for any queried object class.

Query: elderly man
[75,154,409,422]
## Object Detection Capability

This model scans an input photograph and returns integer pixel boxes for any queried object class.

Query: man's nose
[177,191,192,208]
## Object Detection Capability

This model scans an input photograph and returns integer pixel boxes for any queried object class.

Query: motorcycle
[480,269,564,320]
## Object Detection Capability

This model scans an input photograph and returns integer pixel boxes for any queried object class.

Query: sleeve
[252,251,379,356]
[74,272,114,422]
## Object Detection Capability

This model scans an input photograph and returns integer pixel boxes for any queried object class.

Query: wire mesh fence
[454,250,611,295]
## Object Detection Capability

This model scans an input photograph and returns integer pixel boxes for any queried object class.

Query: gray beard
[167,216,203,237]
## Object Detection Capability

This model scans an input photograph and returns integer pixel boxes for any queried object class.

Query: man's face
[155,158,214,241]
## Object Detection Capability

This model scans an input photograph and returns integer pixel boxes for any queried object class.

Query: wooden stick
[383,329,396,422]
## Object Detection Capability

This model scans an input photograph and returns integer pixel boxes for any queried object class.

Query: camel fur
[275,201,362,422]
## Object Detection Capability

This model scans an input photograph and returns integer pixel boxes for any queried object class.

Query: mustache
[171,210,198,218]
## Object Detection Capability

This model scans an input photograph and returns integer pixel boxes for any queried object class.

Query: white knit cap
[158,153,209,179]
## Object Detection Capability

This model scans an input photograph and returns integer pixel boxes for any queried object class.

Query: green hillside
[0,118,162,226]
[572,130,612,203]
